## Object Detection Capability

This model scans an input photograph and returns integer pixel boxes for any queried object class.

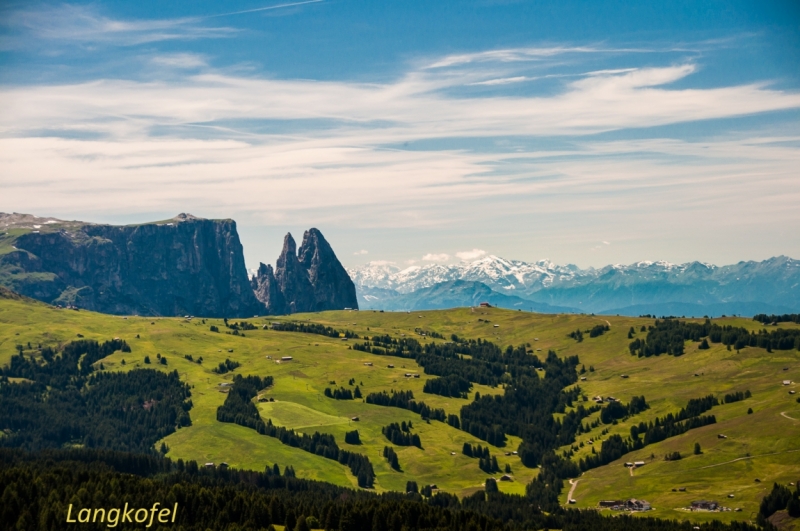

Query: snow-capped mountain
[348,255,591,295]
[348,255,800,315]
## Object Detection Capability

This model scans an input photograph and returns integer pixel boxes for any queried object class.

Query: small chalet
[479,302,492,308]
[691,500,719,511]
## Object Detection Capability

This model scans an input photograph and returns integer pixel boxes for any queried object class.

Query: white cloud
[354,249,369,255]
[456,249,487,260]
[150,53,208,69]
[0,45,798,260]
[603,241,610,245]
[2,4,238,47]
[424,46,641,69]
[469,76,528,86]
[422,253,450,262]
[368,260,393,266]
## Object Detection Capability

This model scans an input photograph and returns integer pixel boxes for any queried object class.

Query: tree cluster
[423,374,472,398]
[344,430,361,445]
[629,318,800,357]
[325,386,360,400]
[753,313,800,325]
[271,321,359,339]
[212,358,241,374]
[599,396,649,424]
[759,482,800,522]
[382,422,421,448]
[383,446,401,471]
[723,390,751,404]
[462,443,500,473]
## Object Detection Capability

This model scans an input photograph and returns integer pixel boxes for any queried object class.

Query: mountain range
[348,255,800,316]
[0,212,357,317]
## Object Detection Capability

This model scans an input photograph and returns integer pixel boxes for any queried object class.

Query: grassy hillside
[1,295,798,527]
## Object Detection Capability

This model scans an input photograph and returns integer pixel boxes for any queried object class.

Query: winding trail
[567,479,580,501]
[781,411,798,421]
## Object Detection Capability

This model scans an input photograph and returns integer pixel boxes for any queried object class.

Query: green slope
[0,293,798,527]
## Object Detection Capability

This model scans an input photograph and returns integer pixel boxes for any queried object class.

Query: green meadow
[1,294,798,527]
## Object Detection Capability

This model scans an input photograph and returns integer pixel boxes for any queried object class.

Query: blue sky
[1,1,799,270]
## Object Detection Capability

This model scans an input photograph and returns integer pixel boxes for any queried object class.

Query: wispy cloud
[422,253,450,262]
[150,53,208,69]
[424,45,644,69]
[354,249,369,255]
[456,249,487,260]
[1,1,325,49]
[468,76,528,86]
[212,0,325,17]
[2,4,237,47]
[0,44,798,261]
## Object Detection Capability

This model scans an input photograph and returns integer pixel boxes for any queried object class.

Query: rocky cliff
[0,213,263,317]
[252,228,358,314]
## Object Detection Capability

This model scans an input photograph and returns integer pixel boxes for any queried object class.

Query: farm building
[280,356,293,362]
[691,500,719,511]
[599,500,622,508]
[364,362,373,366]
[625,499,651,511]
[598,499,651,511]
[479,302,492,308]
[219,462,229,469]
[783,380,792,385]
[634,461,645,467]
[351,416,359,421]
[500,475,513,482]
[387,364,395,368]
[204,463,215,468]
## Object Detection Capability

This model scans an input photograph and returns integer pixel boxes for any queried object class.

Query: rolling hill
[0,291,798,528]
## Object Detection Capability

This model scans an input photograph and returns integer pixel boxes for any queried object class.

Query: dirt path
[781,411,799,421]
[697,448,800,470]
[567,479,580,501]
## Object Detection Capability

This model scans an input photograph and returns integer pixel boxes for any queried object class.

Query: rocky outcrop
[0,213,263,317]
[250,263,284,314]
[251,228,358,314]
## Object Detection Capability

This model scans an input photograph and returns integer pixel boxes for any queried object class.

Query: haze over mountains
[348,255,800,316]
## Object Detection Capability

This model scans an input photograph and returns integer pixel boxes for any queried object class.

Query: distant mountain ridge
[349,255,800,315]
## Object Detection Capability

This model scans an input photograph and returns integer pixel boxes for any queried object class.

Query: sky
[1,0,799,271]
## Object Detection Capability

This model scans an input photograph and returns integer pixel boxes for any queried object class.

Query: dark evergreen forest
[0,339,192,453]
[629,318,800,357]
[0,448,769,531]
